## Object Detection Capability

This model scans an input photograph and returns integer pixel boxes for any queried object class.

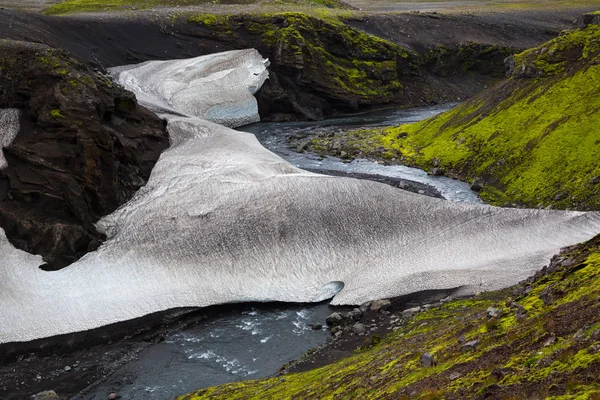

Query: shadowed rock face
[0,41,169,269]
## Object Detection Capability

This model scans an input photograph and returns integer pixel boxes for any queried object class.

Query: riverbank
[298,16,600,210]
[181,236,600,399]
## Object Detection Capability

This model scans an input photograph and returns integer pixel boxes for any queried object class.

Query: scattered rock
[346,309,362,321]
[401,306,421,318]
[370,299,391,312]
[540,285,556,305]
[352,323,366,334]
[449,372,462,380]
[311,323,323,330]
[554,192,567,201]
[515,305,527,321]
[491,367,514,381]
[428,167,443,176]
[32,391,58,400]
[326,312,344,326]
[420,353,435,367]
[486,307,501,318]
[542,335,556,347]
[461,340,480,352]
[573,327,587,340]
[470,177,484,191]
[64,366,72,372]
[590,176,600,184]
[108,394,121,400]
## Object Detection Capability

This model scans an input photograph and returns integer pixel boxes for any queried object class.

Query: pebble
[370,299,391,312]
[449,372,463,380]
[420,353,435,367]
[461,340,480,352]
[352,323,366,334]
[486,307,501,318]
[64,366,72,372]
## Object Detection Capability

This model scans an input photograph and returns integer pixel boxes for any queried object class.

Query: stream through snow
[2,49,600,400]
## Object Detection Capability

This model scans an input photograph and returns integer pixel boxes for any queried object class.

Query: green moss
[50,109,65,119]
[308,24,600,210]
[187,12,409,100]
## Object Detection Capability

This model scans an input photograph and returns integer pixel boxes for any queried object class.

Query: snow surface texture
[110,49,269,128]
[2,50,600,344]
[0,109,20,170]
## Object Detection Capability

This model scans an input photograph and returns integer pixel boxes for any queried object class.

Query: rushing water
[239,103,482,203]
[78,303,332,400]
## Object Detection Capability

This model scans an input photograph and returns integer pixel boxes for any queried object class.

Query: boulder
[326,312,344,327]
[420,353,435,367]
[461,340,480,352]
[370,299,391,312]
[346,309,362,321]
[471,177,484,191]
[32,391,58,400]
[428,167,443,176]
[402,306,421,318]
[486,307,501,318]
[352,323,366,334]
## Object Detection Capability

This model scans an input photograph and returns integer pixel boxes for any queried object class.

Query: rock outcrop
[0,41,169,269]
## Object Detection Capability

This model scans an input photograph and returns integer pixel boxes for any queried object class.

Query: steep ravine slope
[180,235,600,399]
[306,18,600,210]
[0,40,169,269]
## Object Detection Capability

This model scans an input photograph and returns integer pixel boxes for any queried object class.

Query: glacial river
[79,104,481,400]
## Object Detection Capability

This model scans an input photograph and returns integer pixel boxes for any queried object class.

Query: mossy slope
[179,235,600,399]
[309,23,600,209]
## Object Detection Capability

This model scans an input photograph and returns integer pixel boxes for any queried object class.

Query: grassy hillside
[308,22,600,210]
[43,0,351,15]
[179,235,600,399]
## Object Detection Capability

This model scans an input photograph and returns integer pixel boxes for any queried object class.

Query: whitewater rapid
[1,49,600,344]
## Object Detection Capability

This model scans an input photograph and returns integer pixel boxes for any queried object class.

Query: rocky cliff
[0,41,169,269]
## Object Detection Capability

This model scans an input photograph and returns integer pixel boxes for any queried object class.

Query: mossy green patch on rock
[178,236,600,399]
[186,12,410,105]
[306,23,600,210]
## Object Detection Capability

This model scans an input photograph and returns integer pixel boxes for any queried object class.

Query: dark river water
[80,104,479,400]
[77,303,332,400]
[240,103,481,203]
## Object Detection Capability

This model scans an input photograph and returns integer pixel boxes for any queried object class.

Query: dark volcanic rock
[0,41,169,269]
